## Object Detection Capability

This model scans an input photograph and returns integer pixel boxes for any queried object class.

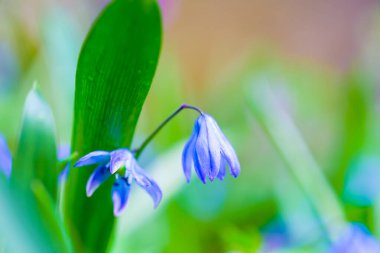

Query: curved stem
[134,104,202,158]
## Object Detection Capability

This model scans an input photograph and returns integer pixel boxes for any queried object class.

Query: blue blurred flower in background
[58,144,71,184]
[75,149,162,215]
[182,113,240,183]
[330,223,380,253]
[0,43,19,95]
[0,133,12,178]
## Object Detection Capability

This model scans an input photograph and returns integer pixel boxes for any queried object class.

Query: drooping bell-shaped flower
[182,113,240,183]
[0,133,12,178]
[330,224,380,253]
[74,148,162,216]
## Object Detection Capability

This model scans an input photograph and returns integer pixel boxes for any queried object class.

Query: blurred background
[1,0,380,252]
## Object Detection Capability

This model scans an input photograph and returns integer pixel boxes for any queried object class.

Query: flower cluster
[74,109,240,216]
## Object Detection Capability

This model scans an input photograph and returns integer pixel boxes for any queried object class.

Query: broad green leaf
[63,0,162,252]
[31,180,72,253]
[0,182,61,253]
[12,86,58,200]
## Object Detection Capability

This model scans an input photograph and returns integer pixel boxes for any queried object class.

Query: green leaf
[12,85,58,200]
[0,182,61,253]
[332,71,370,193]
[31,180,72,253]
[63,0,162,252]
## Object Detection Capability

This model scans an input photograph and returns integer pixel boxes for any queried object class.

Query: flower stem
[134,104,202,158]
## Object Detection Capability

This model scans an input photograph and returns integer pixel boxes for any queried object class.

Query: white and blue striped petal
[193,148,207,184]
[182,121,200,182]
[129,163,162,208]
[217,158,226,181]
[204,114,240,178]
[204,115,222,180]
[74,151,110,167]
[194,116,212,179]
[110,149,132,174]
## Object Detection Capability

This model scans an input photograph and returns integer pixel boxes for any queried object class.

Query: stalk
[134,104,202,158]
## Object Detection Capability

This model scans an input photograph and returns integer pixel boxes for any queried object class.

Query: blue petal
[128,161,149,186]
[207,116,240,177]
[110,149,132,174]
[86,163,111,197]
[133,166,162,208]
[0,134,12,178]
[58,166,70,185]
[193,147,207,184]
[204,114,222,180]
[194,116,212,179]
[74,151,110,167]
[221,142,240,178]
[217,158,226,181]
[182,120,200,182]
[112,176,131,216]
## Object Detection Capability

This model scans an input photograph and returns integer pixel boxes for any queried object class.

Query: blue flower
[330,223,380,253]
[182,113,240,183]
[0,133,12,178]
[58,144,71,184]
[74,149,162,216]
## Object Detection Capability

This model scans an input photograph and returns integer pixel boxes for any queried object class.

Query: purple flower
[74,149,162,216]
[330,224,380,253]
[182,113,240,183]
[0,133,12,178]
